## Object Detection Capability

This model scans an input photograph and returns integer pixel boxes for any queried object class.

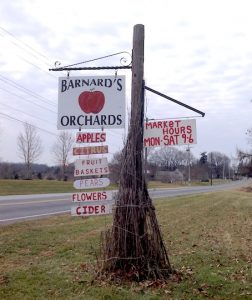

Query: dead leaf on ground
[0,275,9,285]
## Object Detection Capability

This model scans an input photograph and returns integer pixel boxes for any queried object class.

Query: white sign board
[73,178,110,189]
[57,76,125,129]
[71,204,111,216]
[76,132,106,143]
[72,191,115,202]
[144,119,197,147]
[74,157,109,177]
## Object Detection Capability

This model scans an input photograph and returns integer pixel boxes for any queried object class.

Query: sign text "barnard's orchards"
[57,76,125,129]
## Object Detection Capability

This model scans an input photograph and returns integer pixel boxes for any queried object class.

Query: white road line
[0,210,70,222]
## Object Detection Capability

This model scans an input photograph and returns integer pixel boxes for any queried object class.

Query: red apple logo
[78,90,105,114]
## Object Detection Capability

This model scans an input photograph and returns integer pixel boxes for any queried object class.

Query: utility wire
[0,32,57,78]
[0,74,56,108]
[0,26,52,66]
[0,26,66,76]
[0,112,57,137]
[0,101,56,126]
[0,86,56,114]
[15,53,57,78]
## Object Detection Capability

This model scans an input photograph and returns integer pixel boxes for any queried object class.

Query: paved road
[0,179,250,225]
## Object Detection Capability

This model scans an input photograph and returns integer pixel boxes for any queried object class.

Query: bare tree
[246,128,252,145]
[109,150,123,184]
[17,123,43,179]
[149,146,188,171]
[209,151,230,179]
[237,127,252,177]
[52,131,74,180]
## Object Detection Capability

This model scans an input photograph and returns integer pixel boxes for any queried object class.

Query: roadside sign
[76,132,106,143]
[71,204,111,216]
[73,145,108,156]
[72,190,115,202]
[74,157,109,177]
[57,76,126,129]
[144,119,197,147]
[73,178,110,189]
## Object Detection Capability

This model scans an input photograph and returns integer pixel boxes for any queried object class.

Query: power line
[0,112,58,137]
[0,86,56,114]
[0,74,56,108]
[0,101,56,126]
[15,53,57,78]
[0,32,57,78]
[0,26,66,76]
[0,26,52,66]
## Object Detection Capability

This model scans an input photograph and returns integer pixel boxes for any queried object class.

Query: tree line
[0,122,251,182]
[0,123,74,180]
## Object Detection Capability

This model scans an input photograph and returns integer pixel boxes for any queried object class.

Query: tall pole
[210,152,213,186]
[120,24,145,192]
[130,24,145,190]
[144,116,148,178]
[186,145,191,184]
[102,24,172,280]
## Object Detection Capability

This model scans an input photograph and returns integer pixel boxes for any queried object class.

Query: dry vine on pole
[100,24,173,281]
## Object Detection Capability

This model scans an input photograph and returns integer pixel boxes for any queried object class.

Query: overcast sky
[0,0,251,166]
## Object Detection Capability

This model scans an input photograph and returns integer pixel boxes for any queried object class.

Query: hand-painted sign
[72,191,115,202]
[73,145,108,156]
[76,132,106,143]
[73,178,110,189]
[57,76,126,129]
[74,157,109,177]
[144,119,197,147]
[71,204,111,216]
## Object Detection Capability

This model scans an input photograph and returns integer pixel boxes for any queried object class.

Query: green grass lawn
[0,179,118,196]
[0,186,251,299]
[0,179,75,195]
[0,179,229,196]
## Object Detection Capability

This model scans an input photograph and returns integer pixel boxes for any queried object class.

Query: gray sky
[0,0,251,165]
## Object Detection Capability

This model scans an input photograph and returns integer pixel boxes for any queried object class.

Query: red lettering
[174,120,181,127]
[100,133,106,142]
[88,206,94,214]
[95,133,99,142]
[86,193,92,200]
[76,132,107,143]
[186,125,192,134]
[180,126,185,134]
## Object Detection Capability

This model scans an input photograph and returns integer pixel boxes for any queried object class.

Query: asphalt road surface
[0,179,250,225]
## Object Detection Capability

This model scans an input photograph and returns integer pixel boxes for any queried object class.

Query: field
[0,185,252,299]
[0,179,228,196]
[0,179,118,195]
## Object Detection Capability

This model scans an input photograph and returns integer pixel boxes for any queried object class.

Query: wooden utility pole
[101,24,172,281]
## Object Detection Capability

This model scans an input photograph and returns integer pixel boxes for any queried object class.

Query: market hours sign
[57,76,125,129]
[144,119,197,147]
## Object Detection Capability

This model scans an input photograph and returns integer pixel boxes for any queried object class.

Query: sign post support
[101,24,173,280]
